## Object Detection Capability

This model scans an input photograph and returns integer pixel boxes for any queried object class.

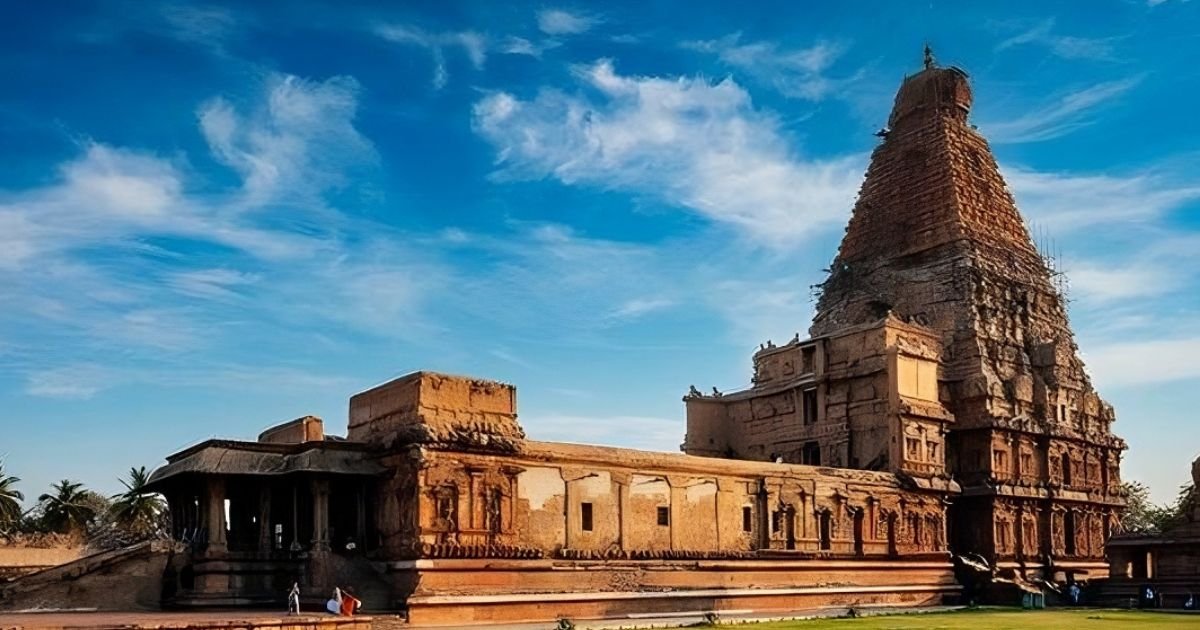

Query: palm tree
[0,461,23,532]
[38,479,97,536]
[110,466,165,536]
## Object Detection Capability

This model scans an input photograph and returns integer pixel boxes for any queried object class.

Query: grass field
[712,608,1197,629]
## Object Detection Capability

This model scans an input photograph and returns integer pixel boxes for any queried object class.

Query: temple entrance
[329,479,372,554]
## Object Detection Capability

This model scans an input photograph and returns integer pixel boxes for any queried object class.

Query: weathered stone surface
[348,371,525,452]
[685,57,1124,574]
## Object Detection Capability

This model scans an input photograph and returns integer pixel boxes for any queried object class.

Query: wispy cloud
[705,276,814,349]
[536,9,597,36]
[158,3,239,49]
[199,74,376,206]
[23,361,357,400]
[0,73,438,398]
[501,35,559,58]
[607,297,675,321]
[523,413,680,451]
[375,24,487,89]
[995,18,1122,61]
[490,348,534,368]
[982,77,1141,143]
[472,60,864,247]
[1004,164,1200,227]
[683,34,856,101]
[1085,337,1200,387]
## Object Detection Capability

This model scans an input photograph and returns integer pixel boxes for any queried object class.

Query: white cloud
[490,348,533,368]
[22,361,355,400]
[1004,166,1200,228]
[25,365,111,399]
[158,4,238,47]
[375,24,487,89]
[1085,337,1200,387]
[995,19,1120,60]
[198,74,375,206]
[683,34,855,101]
[1069,263,1180,303]
[536,9,596,35]
[608,297,675,321]
[472,60,864,247]
[167,268,259,300]
[705,276,814,349]
[982,77,1141,143]
[523,413,681,451]
[0,72,442,398]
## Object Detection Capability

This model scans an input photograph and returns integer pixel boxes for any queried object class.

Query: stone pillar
[311,478,330,552]
[290,484,301,551]
[258,484,273,551]
[612,472,631,552]
[205,477,227,552]
[666,475,689,552]
[355,487,367,545]
[468,469,484,531]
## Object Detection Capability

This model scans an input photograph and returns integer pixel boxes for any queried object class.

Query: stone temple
[131,53,1125,623]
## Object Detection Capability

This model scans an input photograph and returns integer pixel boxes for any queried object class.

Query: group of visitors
[287,582,362,616]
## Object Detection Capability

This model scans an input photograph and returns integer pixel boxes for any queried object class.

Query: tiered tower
[812,51,1125,575]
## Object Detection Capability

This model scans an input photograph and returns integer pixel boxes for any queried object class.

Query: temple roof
[145,438,384,489]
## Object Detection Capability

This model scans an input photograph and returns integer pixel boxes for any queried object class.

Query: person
[339,588,361,616]
[1068,582,1081,605]
[326,587,343,614]
[287,582,301,615]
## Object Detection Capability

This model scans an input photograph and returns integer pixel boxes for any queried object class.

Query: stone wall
[347,372,524,452]
[685,317,953,480]
[0,547,82,582]
[395,441,952,564]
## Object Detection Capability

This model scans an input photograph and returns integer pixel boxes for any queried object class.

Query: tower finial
[923,43,935,70]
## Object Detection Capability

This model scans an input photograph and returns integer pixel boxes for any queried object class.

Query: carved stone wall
[685,316,955,488]
[401,441,950,561]
[801,61,1125,563]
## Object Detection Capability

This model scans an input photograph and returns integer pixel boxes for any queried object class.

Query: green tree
[0,461,23,533]
[1120,480,1196,534]
[109,466,165,536]
[37,479,98,537]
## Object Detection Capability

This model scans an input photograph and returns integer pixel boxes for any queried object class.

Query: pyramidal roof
[809,53,1122,442]
[813,56,1056,340]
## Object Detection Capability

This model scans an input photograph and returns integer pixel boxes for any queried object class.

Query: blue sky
[2,1,1198,507]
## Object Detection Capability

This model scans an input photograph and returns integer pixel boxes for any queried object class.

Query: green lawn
[713,608,1197,629]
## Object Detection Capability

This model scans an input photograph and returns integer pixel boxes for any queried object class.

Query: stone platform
[392,557,960,625]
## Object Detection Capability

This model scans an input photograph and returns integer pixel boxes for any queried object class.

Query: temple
[136,51,1125,623]
[1100,456,1200,607]
[686,51,1125,580]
